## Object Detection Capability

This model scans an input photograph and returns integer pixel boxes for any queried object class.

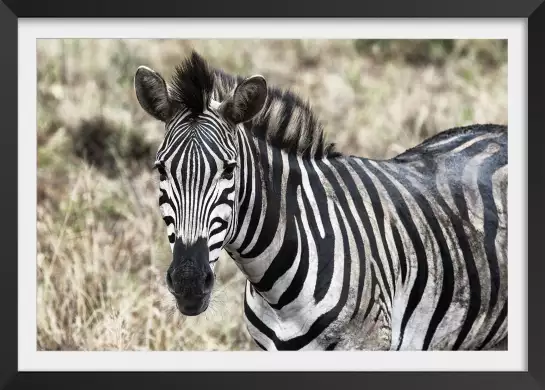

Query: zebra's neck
[225,127,298,284]
[223,126,308,304]
[223,124,399,311]
[221,118,414,351]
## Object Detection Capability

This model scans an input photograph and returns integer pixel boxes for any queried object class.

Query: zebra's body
[134,51,508,351]
[232,123,507,351]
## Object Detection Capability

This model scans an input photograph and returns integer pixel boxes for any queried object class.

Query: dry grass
[37,39,507,351]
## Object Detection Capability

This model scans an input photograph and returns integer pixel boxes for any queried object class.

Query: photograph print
[37,38,508,352]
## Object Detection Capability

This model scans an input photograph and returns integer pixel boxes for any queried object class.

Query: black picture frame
[2,0,542,389]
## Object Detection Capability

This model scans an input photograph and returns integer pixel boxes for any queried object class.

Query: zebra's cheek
[210,203,233,227]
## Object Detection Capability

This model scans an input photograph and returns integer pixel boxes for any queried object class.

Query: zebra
[133,51,508,351]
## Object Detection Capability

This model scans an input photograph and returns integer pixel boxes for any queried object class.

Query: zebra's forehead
[156,106,237,165]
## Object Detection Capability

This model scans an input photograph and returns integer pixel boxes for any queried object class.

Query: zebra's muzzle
[166,237,214,316]
[174,294,211,316]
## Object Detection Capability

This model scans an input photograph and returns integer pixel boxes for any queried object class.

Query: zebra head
[134,52,267,316]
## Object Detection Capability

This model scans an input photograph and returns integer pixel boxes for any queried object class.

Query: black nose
[166,270,174,291]
[203,269,214,291]
[166,259,214,297]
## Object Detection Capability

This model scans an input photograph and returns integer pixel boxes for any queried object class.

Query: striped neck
[223,124,341,307]
[223,123,404,310]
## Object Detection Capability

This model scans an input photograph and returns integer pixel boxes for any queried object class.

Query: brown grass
[37,39,507,351]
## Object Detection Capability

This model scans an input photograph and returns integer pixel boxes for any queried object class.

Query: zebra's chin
[174,294,211,316]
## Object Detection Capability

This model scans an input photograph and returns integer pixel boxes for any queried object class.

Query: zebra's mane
[169,51,215,116]
[169,51,339,159]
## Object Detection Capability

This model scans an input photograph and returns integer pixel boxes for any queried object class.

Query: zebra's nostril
[204,272,214,290]
[166,271,174,290]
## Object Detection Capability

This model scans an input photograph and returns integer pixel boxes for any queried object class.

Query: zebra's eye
[221,162,237,180]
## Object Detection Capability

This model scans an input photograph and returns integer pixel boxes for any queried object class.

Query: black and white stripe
[135,51,508,351]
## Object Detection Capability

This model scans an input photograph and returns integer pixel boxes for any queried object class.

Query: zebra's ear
[134,66,172,122]
[219,75,267,124]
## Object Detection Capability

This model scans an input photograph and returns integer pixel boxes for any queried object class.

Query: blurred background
[37,39,507,351]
